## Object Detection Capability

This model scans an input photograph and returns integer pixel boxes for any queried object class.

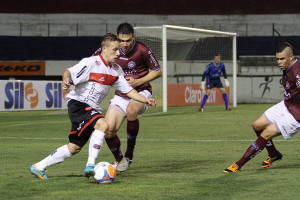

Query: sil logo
[5,82,38,109]
[128,61,136,69]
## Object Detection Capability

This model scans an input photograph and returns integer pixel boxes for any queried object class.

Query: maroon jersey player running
[94,23,162,171]
[224,42,300,173]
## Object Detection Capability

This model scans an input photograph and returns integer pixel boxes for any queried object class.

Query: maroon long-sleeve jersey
[282,60,300,122]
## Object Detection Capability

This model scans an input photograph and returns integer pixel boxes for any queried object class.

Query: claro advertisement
[0,80,70,111]
[167,83,229,106]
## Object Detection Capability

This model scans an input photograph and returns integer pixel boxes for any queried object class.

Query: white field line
[0,120,70,127]
[0,136,298,143]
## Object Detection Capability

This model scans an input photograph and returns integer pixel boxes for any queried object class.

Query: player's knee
[252,119,263,132]
[126,107,138,118]
[67,143,81,155]
[220,88,226,93]
[252,121,258,131]
[105,130,116,139]
[94,118,109,133]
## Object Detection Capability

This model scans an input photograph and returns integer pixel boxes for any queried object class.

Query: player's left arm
[222,63,230,87]
[126,69,162,88]
[127,46,162,88]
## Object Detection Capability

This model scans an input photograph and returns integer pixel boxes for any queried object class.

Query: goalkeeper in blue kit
[199,53,231,112]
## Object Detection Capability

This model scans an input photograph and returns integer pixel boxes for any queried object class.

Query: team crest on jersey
[96,61,101,65]
[128,61,136,69]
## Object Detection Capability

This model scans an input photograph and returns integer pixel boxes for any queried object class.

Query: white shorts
[263,100,300,140]
[109,90,152,115]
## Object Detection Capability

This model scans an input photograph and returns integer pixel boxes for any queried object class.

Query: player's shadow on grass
[121,159,208,177]
[51,174,84,178]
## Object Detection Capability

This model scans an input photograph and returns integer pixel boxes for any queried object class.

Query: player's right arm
[126,89,157,107]
[62,58,92,90]
[201,64,210,89]
[62,70,72,90]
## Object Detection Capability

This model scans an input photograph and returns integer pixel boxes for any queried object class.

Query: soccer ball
[93,162,116,184]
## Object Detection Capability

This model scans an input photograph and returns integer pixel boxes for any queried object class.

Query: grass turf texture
[1,104,300,200]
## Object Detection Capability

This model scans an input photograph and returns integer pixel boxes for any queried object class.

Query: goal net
[134,25,237,112]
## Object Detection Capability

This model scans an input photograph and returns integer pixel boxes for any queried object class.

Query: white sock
[35,144,72,170]
[87,130,105,166]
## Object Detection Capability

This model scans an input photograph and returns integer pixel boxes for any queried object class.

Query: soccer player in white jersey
[29,33,156,179]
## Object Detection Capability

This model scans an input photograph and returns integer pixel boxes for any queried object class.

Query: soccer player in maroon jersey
[102,23,162,171]
[224,42,300,173]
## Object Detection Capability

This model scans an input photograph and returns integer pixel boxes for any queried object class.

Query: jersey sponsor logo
[5,82,39,109]
[128,61,136,69]
[148,51,158,67]
[296,75,300,88]
[0,62,45,76]
[119,57,128,60]
[89,73,118,86]
[285,82,290,89]
[99,77,105,82]
[76,66,87,78]
[296,79,300,88]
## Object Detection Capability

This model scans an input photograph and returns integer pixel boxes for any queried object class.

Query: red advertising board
[167,83,229,106]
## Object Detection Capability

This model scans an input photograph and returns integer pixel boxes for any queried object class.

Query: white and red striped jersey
[66,54,133,113]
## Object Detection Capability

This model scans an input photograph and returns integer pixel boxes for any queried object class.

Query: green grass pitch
[1,104,300,199]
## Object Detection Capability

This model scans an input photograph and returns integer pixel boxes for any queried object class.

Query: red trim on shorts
[69,131,77,135]
[78,114,103,137]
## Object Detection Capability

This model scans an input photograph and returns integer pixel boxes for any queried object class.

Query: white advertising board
[0,80,70,111]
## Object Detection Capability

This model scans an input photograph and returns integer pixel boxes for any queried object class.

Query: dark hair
[276,42,293,53]
[117,22,134,35]
[214,53,221,57]
[101,33,119,47]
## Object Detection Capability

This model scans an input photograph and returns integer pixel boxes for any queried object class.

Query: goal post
[134,25,237,112]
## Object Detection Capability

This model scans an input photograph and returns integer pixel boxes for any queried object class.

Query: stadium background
[0,0,299,108]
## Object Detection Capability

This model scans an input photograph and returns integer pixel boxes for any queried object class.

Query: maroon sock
[125,119,139,160]
[236,135,267,168]
[105,134,123,162]
[254,130,279,157]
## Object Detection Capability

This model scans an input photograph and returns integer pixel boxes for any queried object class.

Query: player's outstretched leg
[224,135,268,173]
[29,144,72,179]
